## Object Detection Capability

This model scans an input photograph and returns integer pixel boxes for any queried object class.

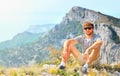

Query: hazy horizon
[0,0,120,42]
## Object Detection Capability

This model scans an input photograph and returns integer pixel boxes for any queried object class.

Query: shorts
[76,52,99,66]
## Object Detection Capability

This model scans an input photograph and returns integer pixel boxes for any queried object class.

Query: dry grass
[0,61,119,76]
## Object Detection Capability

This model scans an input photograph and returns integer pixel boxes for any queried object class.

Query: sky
[0,0,120,42]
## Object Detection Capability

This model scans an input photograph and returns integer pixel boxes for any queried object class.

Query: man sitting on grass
[59,21,103,74]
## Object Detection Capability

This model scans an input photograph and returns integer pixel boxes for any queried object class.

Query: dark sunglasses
[84,27,93,30]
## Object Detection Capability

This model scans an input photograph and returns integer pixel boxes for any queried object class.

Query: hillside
[0,6,120,67]
[0,32,42,50]
[0,24,55,67]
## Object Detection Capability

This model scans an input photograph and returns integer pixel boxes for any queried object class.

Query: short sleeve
[94,34,102,42]
[74,35,84,44]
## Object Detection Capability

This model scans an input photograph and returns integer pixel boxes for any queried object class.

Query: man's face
[83,26,94,35]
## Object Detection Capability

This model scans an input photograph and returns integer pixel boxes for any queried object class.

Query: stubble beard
[86,31,94,36]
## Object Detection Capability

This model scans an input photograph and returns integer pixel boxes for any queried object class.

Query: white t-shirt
[74,33,102,53]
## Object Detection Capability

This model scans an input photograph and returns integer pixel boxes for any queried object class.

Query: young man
[59,21,103,74]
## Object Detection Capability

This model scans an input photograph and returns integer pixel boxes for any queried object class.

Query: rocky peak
[62,6,120,25]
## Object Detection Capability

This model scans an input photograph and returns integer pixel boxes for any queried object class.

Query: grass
[0,60,119,76]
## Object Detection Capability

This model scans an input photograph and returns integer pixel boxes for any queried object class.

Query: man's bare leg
[86,49,100,65]
[59,44,85,69]
[62,44,83,62]
[81,49,100,73]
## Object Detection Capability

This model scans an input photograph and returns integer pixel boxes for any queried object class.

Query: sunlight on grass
[0,60,119,76]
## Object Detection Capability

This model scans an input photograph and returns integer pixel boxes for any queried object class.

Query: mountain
[0,24,55,67]
[0,32,42,50]
[0,6,120,67]
[26,24,55,33]
[0,24,55,50]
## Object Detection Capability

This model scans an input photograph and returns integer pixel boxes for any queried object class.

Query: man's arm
[85,39,103,53]
[63,39,77,49]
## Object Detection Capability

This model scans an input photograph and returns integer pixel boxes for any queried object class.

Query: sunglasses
[84,27,93,30]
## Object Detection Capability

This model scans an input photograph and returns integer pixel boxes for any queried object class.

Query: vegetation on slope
[0,46,119,76]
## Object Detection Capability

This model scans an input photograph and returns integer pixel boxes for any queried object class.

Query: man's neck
[85,33,94,39]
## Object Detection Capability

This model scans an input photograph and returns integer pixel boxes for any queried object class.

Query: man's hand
[83,52,89,61]
[85,48,91,54]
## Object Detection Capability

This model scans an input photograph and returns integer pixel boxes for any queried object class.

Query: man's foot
[59,65,66,70]
[81,66,88,74]
[58,62,66,70]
